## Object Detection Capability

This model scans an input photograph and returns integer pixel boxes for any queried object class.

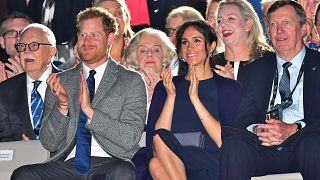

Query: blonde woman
[211,0,273,81]
[123,28,176,103]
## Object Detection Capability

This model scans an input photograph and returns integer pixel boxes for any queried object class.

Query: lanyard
[269,61,304,109]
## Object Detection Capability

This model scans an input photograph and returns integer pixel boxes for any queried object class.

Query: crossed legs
[149,133,186,180]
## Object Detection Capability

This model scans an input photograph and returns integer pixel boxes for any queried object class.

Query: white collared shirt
[27,65,52,128]
[66,60,110,161]
[247,47,305,132]
[271,47,305,124]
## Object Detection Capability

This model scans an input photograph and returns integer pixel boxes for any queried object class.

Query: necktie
[75,70,96,176]
[31,80,44,139]
[279,62,293,108]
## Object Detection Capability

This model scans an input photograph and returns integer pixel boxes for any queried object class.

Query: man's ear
[0,36,5,49]
[106,32,115,47]
[48,47,57,63]
[301,22,309,38]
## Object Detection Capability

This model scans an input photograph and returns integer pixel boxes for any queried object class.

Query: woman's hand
[214,61,234,79]
[188,64,200,104]
[160,68,176,97]
[141,67,161,102]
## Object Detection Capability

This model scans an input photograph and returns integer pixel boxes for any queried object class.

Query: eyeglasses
[137,46,162,56]
[2,30,22,38]
[15,42,52,52]
[165,26,181,37]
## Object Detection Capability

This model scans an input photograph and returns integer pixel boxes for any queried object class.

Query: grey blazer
[40,59,147,161]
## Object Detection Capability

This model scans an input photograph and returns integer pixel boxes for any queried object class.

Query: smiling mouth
[187,53,198,57]
[223,32,232,37]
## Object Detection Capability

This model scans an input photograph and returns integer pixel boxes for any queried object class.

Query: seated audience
[312,2,320,51]
[11,7,146,180]
[147,20,242,180]
[299,0,320,50]
[212,0,273,81]
[94,0,134,63]
[123,28,176,104]
[166,6,205,76]
[260,0,276,41]
[0,23,58,142]
[0,11,32,82]
[206,0,224,53]
[219,1,320,179]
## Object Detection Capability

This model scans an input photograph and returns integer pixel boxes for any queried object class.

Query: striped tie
[31,80,44,139]
[279,62,292,108]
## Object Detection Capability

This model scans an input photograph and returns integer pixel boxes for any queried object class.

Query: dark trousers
[11,157,135,180]
[219,131,320,180]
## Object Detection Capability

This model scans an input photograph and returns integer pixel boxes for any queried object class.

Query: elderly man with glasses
[0,23,60,142]
[0,12,33,82]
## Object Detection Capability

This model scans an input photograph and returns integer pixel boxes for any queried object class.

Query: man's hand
[5,56,24,78]
[79,71,94,119]
[0,61,8,82]
[22,133,30,141]
[46,73,69,115]
[256,119,298,146]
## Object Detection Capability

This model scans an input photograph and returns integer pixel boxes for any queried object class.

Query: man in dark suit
[220,1,320,180]
[0,12,32,82]
[0,23,58,142]
[11,7,146,180]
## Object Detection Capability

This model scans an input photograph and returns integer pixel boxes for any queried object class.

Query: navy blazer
[235,48,320,146]
[0,64,60,142]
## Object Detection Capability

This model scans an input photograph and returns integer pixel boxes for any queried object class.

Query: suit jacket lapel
[92,58,118,107]
[256,54,277,115]
[15,73,36,139]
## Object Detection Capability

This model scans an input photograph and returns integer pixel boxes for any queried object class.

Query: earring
[210,52,213,58]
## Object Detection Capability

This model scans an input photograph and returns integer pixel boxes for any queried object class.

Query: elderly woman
[147,20,242,180]
[94,0,134,63]
[123,28,176,103]
[211,0,273,81]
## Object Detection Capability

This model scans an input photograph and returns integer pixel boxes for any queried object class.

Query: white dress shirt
[247,47,306,132]
[27,65,52,128]
[66,60,111,161]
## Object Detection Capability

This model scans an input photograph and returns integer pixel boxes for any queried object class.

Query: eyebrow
[182,36,204,40]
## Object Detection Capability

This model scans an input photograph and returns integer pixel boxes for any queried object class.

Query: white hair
[21,23,56,47]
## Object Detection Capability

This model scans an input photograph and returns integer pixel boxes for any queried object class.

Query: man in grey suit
[11,7,147,180]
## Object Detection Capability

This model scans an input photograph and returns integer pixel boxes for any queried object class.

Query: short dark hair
[267,0,307,27]
[175,20,217,59]
[0,11,33,35]
[76,7,118,35]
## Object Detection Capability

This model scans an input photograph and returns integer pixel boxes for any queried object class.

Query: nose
[83,36,92,45]
[277,24,283,33]
[147,49,153,57]
[24,45,31,53]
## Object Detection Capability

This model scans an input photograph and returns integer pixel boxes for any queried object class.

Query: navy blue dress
[146,75,242,180]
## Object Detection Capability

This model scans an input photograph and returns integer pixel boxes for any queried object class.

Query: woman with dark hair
[146,20,242,180]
